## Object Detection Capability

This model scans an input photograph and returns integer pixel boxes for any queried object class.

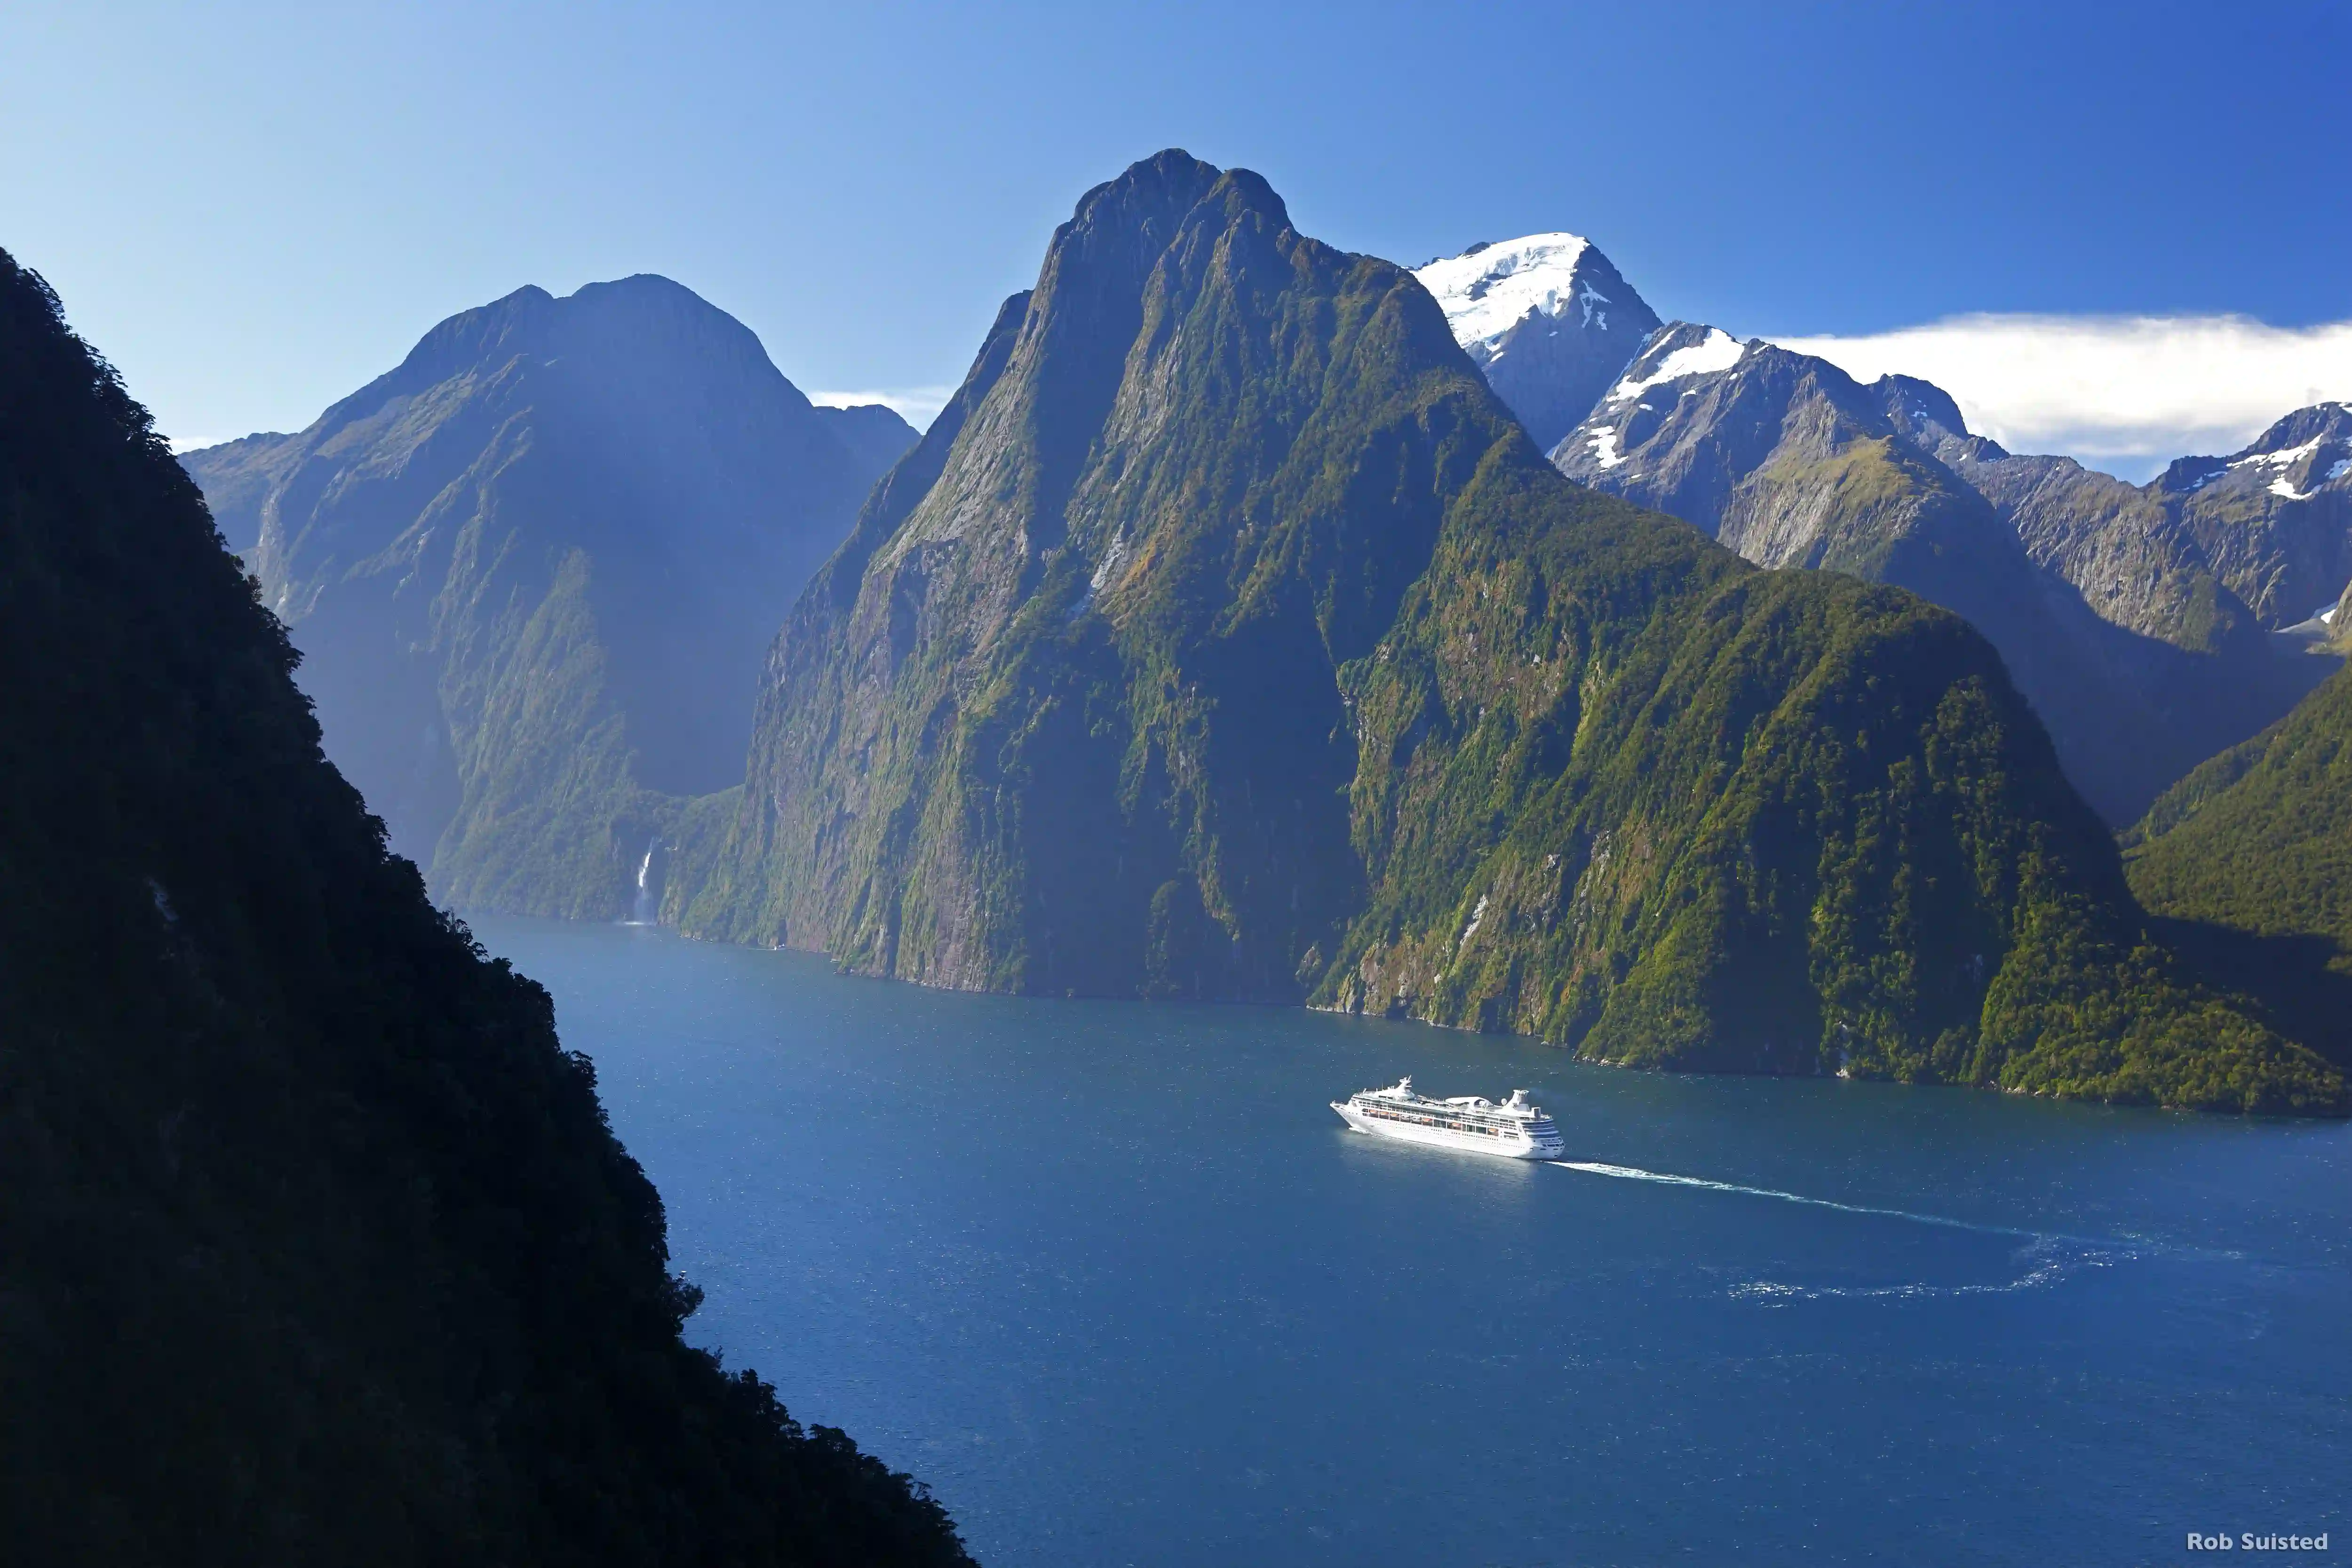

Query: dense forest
[2121,662,2352,1059]
[0,250,969,1564]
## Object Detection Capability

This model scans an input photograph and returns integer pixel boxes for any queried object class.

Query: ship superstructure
[1331,1077,1565,1160]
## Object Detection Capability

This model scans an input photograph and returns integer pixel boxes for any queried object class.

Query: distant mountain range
[181,276,914,918]
[667,151,2340,1113]
[1544,323,2333,822]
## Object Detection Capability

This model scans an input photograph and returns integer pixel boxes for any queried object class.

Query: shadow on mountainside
[2147,916,2352,1073]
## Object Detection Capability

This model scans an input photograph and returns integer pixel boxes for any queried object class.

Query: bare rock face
[179,277,912,917]
[2160,403,2352,630]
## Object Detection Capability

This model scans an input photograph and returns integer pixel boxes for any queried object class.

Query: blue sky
[4,0,2347,475]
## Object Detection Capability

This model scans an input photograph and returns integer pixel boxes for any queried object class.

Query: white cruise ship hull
[1333,1102,1561,1160]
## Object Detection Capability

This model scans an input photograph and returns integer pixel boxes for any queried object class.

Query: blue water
[476,918,2352,1567]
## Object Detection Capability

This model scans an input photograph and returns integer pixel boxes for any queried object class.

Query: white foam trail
[1547,1161,2171,1302]
[1549,1161,2034,1238]
[1733,1233,2142,1301]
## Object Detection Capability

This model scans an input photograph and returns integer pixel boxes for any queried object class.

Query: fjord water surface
[476,918,2351,1567]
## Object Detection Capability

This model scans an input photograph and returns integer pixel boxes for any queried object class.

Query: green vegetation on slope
[2126,663,2352,958]
[0,250,968,1565]
[681,151,2341,1115]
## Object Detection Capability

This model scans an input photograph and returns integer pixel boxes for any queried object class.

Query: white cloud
[1771,314,2352,482]
[806,386,956,430]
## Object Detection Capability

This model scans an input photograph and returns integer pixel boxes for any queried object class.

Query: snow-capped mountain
[1413,233,1661,452]
[2155,403,2352,629]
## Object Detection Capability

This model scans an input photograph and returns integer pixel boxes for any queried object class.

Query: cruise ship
[1332,1077,1565,1160]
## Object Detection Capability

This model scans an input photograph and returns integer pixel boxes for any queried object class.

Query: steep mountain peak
[313,272,807,446]
[1595,322,1751,410]
[1055,149,1268,266]
[2161,403,2352,494]
[1414,232,1597,352]
[1871,373,1972,446]
[179,271,910,914]
[1411,231,1662,454]
[2139,400,2352,627]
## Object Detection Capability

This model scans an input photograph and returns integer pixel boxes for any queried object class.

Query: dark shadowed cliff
[0,249,967,1567]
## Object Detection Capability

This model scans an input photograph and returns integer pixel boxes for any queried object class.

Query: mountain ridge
[1549,322,2332,822]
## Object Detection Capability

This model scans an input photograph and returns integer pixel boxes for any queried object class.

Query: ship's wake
[1724,1236,2128,1302]
[1544,1160,2157,1301]
[1546,1160,2035,1237]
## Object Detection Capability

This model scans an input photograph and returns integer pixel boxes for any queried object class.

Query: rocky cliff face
[0,247,968,1568]
[678,151,2340,1113]
[2158,403,2352,629]
[1413,234,1661,454]
[1552,328,2328,822]
[1873,382,2263,656]
[180,277,913,918]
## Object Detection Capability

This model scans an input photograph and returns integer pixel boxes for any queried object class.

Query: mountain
[1877,387,2267,656]
[2155,402,2352,629]
[817,399,930,475]
[1413,234,1661,454]
[2122,661,2352,1067]
[178,428,292,558]
[2127,662,2352,957]
[675,151,2340,1114]
[180,277,914,919]
[0,248,967,1565]
[1550,326,2325,822]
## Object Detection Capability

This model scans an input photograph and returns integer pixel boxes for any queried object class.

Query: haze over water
[477,918,2352,1567]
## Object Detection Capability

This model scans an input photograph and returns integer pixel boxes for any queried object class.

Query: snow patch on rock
[1415,234,1597,355]
[1608,328,1747,405]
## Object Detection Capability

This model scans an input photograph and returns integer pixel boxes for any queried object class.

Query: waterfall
[630,837,660,924]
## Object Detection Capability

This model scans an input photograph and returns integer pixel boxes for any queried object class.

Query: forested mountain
[180,277,914,919]
[0,249,968,1565]
[1412,234,1661,454]
[1550,327,2329,821]
[675,151,2341,1114]
[2127,661,2352,958]
[2120,654,2352,1068]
